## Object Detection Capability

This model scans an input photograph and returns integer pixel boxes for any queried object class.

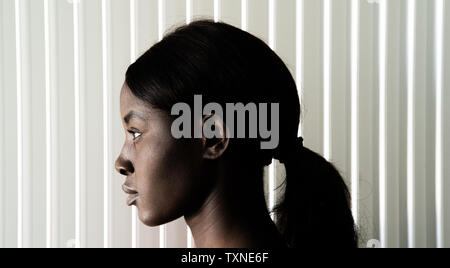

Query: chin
[138,208,180,227]
[138,209,164,227]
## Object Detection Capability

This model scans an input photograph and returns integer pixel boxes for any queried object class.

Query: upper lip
[122,184,138,195]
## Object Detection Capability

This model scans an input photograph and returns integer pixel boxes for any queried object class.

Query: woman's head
[115,20,357,247]
[116,20,298,223]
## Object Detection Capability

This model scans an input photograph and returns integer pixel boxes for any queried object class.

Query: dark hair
[125,20,358,248]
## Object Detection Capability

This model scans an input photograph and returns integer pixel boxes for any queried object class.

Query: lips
[122,184,139,206]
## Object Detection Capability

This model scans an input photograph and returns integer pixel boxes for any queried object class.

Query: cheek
[134,136,204,226]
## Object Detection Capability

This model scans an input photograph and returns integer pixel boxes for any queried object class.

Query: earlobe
[202,115,229,160]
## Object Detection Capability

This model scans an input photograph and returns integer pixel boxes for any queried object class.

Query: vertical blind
[0,0,449,248]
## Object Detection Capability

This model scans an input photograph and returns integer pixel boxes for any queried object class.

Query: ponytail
[273,137,358,248]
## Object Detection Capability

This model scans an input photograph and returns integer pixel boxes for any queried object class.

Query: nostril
[115,155,134,176]
[119,169,128,176]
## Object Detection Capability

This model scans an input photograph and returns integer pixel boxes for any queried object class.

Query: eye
[128,130,142,140]
[133,132,142,139]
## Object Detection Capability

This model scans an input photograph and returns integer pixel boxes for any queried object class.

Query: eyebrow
[123,111,147,124]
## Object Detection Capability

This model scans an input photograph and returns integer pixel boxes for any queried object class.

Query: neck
[184,160,284,248]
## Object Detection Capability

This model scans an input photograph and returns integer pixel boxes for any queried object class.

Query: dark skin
[115,84,284,248]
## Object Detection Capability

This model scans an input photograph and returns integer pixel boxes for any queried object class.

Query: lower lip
[127,194,139,206]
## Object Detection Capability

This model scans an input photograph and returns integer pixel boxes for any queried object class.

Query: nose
[115,155,134,176]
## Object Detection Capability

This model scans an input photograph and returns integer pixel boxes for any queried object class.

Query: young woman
[115,20,358,248]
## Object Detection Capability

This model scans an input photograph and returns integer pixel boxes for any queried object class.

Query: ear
[201,114,230,160]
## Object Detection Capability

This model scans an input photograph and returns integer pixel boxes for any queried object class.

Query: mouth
[122,184,139,206]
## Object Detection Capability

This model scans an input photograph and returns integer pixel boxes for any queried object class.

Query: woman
[115,20,358,248]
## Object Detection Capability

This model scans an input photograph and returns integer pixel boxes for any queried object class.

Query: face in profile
[115,84,207,227]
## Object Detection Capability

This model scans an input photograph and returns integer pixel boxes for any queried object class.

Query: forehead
[120,83,150,116]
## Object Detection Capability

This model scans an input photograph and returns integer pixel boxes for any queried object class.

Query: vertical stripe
[214,0,220,22]
[296,0,303,137]
[159,225,166,248]
[0,0,4,249]
[44,0,52,248]
[435,0,444,249]
[241,0,248,31]
[379,0,388,248]
[268,0,275,50]
[14,0,23,249]
[268,162,275,218]
[351,0,359,226]
[303,0,324,155]
[187,226,193,248]
[73,0,81,249]
[406,0,416,248]
[186,0,192,24]
[323,0,331,161]
[101,0,110,248]
[158,0,164,41]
